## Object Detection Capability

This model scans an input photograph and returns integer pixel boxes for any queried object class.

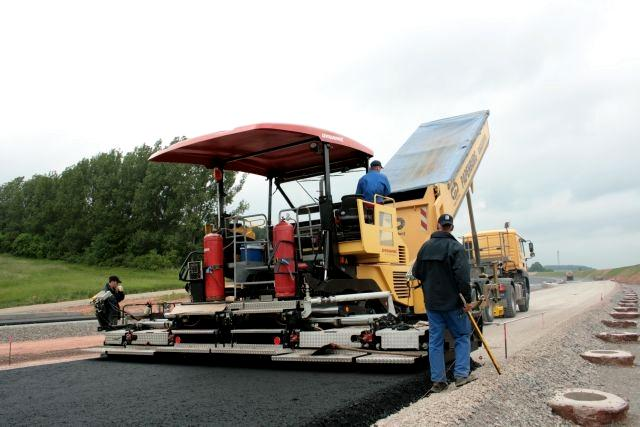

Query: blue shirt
[356,170,391,202]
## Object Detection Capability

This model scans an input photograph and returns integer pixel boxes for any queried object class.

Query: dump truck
[88,111,491,365]
[463,226,535,321]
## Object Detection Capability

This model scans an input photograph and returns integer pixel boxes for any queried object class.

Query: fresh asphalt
[0,355,427,426]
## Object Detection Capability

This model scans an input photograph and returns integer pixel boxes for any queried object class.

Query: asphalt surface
[0,356,427,426]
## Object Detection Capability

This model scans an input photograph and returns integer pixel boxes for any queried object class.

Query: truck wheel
[503,285,517,318]
[518,285,530,312]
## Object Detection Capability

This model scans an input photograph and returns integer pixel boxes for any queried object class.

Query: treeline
[0,139,247,269]
[529,262,553,272]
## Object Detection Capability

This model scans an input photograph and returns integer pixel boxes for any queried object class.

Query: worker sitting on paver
[355,160,391,203]
[412,214,476,393]
[93,275,125,330]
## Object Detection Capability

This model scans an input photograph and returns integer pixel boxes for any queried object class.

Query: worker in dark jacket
[103,275,125,327]
[412,214,474,393]
[356,160,391,203]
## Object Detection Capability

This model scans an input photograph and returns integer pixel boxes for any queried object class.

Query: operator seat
[337,194,363,241]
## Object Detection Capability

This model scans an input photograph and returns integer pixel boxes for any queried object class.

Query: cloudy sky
[1,1,638,269]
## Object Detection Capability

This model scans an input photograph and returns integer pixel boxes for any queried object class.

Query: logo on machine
[450,131,488,201]
[321,133,344,142]
[397,217,405,231]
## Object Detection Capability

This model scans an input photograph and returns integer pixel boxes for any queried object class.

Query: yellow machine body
[338,112,491,315]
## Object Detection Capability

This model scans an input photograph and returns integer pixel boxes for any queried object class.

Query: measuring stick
[459,294,501,375]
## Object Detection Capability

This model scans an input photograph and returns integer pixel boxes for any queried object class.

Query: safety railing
[373,194,396,208]
[225,213,270,300]
[278,203,322,261]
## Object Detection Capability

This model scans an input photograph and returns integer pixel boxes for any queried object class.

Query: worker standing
[356,160,390,203]
[103,275,125,327]
[412,214,475,393]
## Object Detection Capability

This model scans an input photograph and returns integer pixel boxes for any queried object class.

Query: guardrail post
[500,312,546,360]
[503,323,508,359]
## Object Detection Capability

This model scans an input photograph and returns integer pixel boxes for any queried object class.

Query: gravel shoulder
[0,321,102,368]
[0,288,188,316]
[0,289,188,370]
[376,281,638,426]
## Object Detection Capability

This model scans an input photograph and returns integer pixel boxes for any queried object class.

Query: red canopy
[149,123,373,181]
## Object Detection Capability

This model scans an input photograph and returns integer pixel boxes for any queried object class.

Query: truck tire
[518,281,530,312]
[503,284,517,318]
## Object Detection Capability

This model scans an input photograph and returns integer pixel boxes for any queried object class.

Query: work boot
[428,382,449,393]
[455,373,477,388]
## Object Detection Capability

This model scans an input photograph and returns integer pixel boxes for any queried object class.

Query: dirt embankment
[611,274,640,285]
[581,264,640,285]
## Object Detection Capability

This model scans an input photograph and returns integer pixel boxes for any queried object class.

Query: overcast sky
[1,1,638,269]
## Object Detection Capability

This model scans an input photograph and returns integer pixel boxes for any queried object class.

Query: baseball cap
[108,275,122,283]
[438,214,454,226]
[370,160,383,168]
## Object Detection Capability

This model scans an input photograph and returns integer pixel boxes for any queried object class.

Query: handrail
[225,213,270,300]
[278,202,322,260]
[373,194,396,208]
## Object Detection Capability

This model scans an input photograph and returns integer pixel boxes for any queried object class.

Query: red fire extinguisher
[273,219,296,298]
[203,233,224,301]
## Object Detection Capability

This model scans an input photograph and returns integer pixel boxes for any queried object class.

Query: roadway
[0,280,617,426]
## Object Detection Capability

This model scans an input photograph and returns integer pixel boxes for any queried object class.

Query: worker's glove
[117,285,124,292]
[410,281,422,289]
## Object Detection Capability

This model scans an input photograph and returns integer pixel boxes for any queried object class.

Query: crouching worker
[92,275,125,330]
[412,214,476,393]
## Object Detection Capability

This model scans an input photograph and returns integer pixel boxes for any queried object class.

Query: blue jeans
[427,308,471,382]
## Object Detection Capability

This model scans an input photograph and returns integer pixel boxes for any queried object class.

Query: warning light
[273,336,281,345]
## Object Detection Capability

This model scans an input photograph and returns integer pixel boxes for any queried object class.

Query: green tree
[0,138,248,268]
[529,262,550,272]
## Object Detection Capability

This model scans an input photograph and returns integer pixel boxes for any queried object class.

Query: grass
[602,264,640,278]
[0,254,182,309]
